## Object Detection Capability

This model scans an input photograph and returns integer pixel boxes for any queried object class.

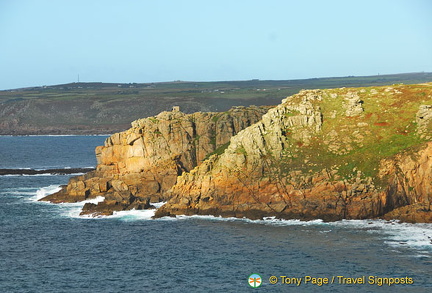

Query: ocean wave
[0,190,38,196]
[80,209,158,221]
[1,174,67,177]
[27,185,432,254]
[32,185,62,201]
[58,196,106,218]
[71,202,167,221]
[154,215,432,253]
[0,187,39,196]
[0,167,94,176]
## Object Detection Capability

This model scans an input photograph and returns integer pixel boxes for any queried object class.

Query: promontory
[41,83,432,223]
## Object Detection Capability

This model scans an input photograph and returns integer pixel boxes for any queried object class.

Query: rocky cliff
[40,105,270,215]
[41,83,432,222]
[155,83,432,223]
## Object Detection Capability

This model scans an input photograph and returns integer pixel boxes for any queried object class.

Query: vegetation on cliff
[156,83,432,223]
[40,105,269,215]
[41,82,432,223]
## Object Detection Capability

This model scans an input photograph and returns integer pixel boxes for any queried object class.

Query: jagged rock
[379,142,432,215]
[41,83,432,222]
[40,105,270,216]
[344,92,364,117]
[155,84,432,223]
[80,197,152,216]
[416,105,432,139]
[382,204,432,223]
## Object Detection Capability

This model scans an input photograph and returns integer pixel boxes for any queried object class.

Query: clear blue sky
[1,0,431,90]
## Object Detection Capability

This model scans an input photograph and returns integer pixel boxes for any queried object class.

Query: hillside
[156,83,432,223]
[1,72,432,135]
[41,82,432,223]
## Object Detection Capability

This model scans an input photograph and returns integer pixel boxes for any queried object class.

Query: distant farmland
[1,72,431,135]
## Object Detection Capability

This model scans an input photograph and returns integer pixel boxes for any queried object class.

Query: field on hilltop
[1,72,431,135]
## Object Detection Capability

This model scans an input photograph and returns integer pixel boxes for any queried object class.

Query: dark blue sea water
[0,136,431,292]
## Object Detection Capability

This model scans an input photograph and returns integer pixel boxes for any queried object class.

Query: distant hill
[1,72,432,135]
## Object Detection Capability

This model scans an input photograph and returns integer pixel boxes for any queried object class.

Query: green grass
[203,142,230,161]
[261,83,432,188]
[235,146,247,156]
[1,73,431,135]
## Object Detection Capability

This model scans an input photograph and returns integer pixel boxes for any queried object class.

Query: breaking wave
[27,185,432,255]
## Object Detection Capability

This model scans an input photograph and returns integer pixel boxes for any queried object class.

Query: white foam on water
[1,173,87,177]
[0,187,39,196]
[257,217,325,226]
[28,186,105,220]
[59,196,106,218]
[83,196,106,205]
[74,202,167,221]
[167,215,327,226]
[152,202,166,209]
[2,174,58,177]
[244,218,432,253]
[330,219,432,251]
[108,209,157,221]
[2,187,37,191]
[25,186,432,255]
[153,215,432,254]
[167,215,327,227]
[32,185,62,201]
[5,191,37,196]
[380,222,432,251]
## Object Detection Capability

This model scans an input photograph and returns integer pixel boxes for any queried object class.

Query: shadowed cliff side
[40,105,270,215]
[155,83,432,223]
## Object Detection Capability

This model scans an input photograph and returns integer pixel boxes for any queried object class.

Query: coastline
[38,83,432,223]
[0,134,112,137]
[0,167,96,176]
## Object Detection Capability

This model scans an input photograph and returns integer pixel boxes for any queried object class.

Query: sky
[1,0,431,90]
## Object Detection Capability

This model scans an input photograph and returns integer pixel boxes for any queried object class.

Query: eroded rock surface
[40,105,270,215]
[155,85,432,223]
[41,83,432,222]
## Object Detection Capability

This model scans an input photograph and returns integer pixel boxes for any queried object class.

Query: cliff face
[379,143,432,223]
[40,105,270,215]
[155,84,432,223]
[41,83,432,222]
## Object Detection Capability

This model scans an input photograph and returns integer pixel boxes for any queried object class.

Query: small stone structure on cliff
[41,105,270,216]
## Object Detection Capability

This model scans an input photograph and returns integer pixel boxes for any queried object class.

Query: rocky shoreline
[0,167,95,176]
[40,105,270,215]
[40,83,432,223]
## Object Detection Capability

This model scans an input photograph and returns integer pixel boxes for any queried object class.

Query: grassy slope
[278,83,432,186]
[1,72,432,134]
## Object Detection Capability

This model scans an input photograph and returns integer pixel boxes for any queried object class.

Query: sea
[0,135,431,293]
